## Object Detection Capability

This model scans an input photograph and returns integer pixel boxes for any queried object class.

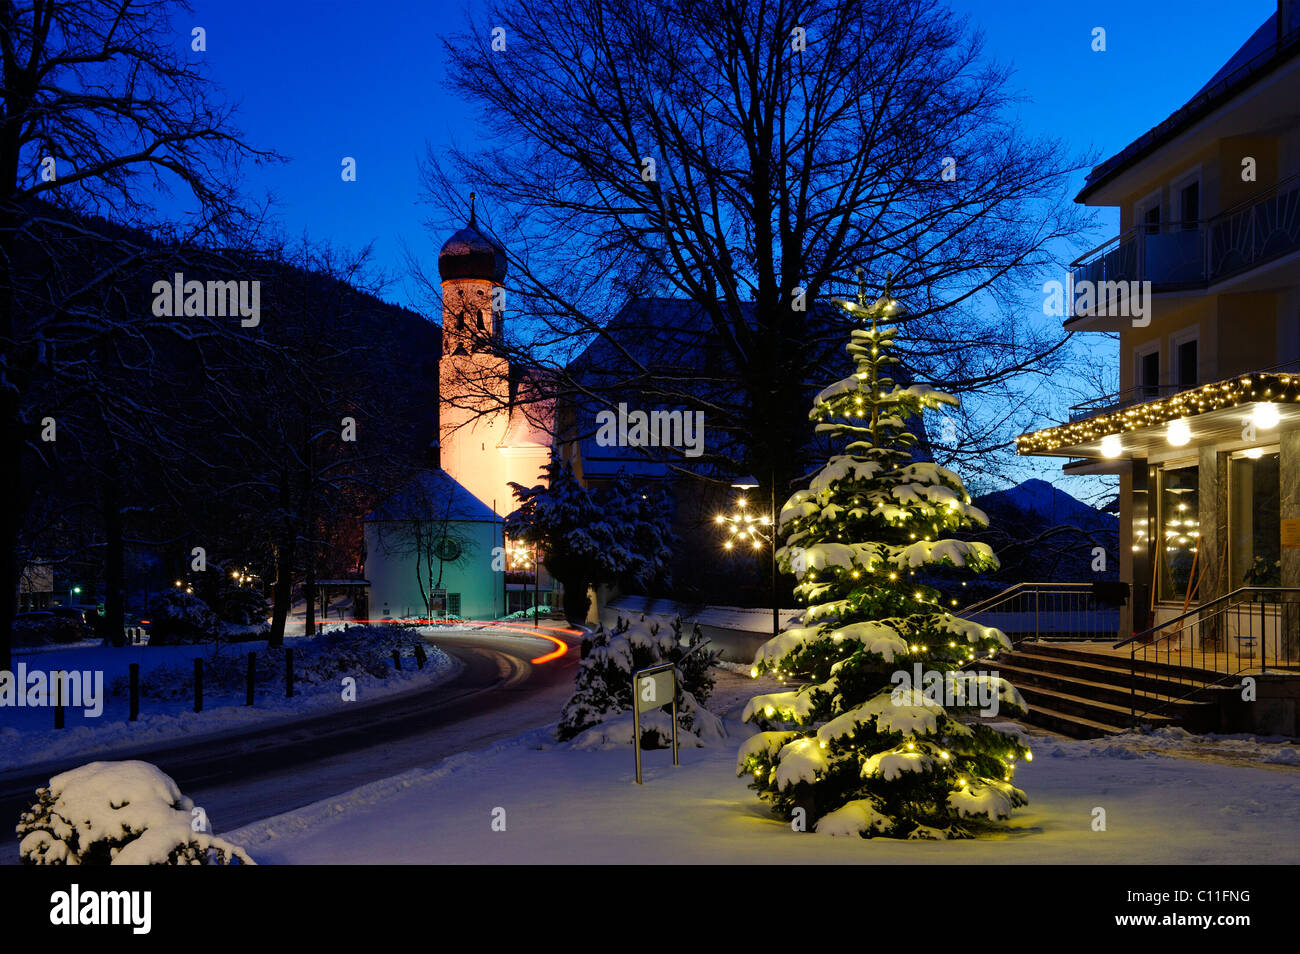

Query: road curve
[0,626,580,852]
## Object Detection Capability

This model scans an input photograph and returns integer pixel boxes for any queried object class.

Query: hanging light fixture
[1253,401,1279,429]
[1100,434,1122,458]
[1166,418,1191,447]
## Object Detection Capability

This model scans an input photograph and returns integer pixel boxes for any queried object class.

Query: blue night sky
[185,0,1279,309]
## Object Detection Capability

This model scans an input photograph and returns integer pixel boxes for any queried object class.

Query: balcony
[1069,173,1300,319]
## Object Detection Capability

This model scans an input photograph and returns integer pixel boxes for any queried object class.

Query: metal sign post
[631,662,678,784]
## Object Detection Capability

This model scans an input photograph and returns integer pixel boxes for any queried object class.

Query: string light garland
[1016,372,1298,455]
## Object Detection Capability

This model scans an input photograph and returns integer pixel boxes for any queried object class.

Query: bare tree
[0,0,276,669]
[418,0,1095,525]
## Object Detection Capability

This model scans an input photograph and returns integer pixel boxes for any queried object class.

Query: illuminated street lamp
[716,474,779,639]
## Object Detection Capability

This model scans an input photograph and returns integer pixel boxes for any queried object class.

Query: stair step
[999,650,1162,690]
[1018,641,1228,683]
[1001,649,1229,695]
[992,660,1214,712]
[1014,702,1127,740]
[1015,683,1185,728]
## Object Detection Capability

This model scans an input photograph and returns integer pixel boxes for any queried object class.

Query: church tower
[438,195,513,515]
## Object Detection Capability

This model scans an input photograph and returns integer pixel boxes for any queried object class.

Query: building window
[1138,347,1160,399]
[1179,181,1199,229]
[1142,203,1161,234]
[1176,337,1198,388]
[1231,450,1281,587]
[1157,464,1200,602]
[446,593,461,617]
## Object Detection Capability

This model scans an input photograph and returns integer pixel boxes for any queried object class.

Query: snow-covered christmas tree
[738,279,1031,840]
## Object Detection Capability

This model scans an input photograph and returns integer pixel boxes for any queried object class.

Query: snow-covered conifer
[738,283,1030,839]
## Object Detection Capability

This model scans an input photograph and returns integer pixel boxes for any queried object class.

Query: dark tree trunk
[269,538,294,649]
[0,495,17,674]
[268,469,294,648]
[561,577,591,626]
[302,437,315,635]
[102,464,127,646]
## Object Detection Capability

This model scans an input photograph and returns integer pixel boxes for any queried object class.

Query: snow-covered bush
[558,616,723,746]
[503,604,551,620]
[13,612,91,647]
[17,761,255,865]
[145,590,219,644]
[208,577,270,632]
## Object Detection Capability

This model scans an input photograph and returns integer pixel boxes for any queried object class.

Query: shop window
[1231,451,1281,587]
[1158,464,1200,602]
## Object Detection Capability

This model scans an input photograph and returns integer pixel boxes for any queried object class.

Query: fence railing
[1114,587,1300,728]
[958,582,1123,646]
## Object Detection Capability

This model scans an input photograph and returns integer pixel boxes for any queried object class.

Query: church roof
[438,204,508,283]
[366,468,499,523]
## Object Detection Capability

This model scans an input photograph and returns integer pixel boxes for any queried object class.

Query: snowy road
[1,628,579,863]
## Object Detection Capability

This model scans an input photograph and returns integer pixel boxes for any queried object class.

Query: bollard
[246,651,256,706]
[194,658,203,713]
[414,643,427,670]
[285,648,294,698]
[129,663,139,721]
[392,649,402,671]
[54,671,65,729]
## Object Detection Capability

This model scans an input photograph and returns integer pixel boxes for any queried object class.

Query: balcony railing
[1069,172,1300,317]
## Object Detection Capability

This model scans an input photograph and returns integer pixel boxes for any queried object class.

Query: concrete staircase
[988,642,1232,739]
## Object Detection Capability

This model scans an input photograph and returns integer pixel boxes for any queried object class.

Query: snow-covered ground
[0,629,460,771]
[228,669,1300,864]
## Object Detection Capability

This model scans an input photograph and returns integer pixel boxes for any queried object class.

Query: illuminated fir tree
[737,278,1031,840]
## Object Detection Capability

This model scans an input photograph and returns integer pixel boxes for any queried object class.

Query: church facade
[363,207,556,620]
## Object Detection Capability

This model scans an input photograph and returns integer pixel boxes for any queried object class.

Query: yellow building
[1017,7,1299,673]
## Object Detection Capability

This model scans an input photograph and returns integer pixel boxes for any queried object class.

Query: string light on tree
[736,271,1031,840]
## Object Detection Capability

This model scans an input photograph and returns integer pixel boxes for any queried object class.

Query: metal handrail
[958,581,1096,617]
[1116,587,1300,730]
[958,582,1120,645]
[1114,586,1300,648]
[1069,171,1300,287]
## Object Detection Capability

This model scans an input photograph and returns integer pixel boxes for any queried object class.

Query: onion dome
[438,193,508,283]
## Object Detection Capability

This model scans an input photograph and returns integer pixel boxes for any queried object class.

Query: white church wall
[364,519,501,620]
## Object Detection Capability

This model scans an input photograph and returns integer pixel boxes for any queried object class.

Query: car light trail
[346,617,577,664]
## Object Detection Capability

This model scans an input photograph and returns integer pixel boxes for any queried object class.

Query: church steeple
[437,196,515,516]
[438,194,507,355]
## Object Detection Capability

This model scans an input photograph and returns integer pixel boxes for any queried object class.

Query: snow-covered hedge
[17,761,254,865]
[109,624,441,702]
[558,616,724,747]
